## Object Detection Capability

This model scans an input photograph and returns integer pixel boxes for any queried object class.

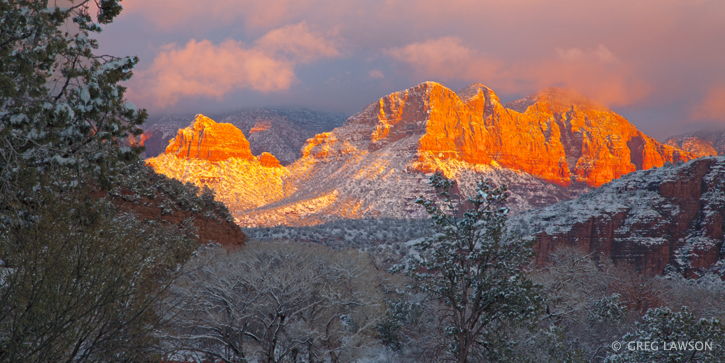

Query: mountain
[366,83,689,188]
[664,129,725,157]
[146,115,289,216]
[511,157,725,277]
[147,82,694,227]
[140,108,347,163]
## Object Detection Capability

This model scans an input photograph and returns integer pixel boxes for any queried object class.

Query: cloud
[385,37,502,82]
[121,0,311,30]
[110,0,725,134]
[256,22,340,62]
[691,85,725,121]
[132,23,339,108]
[368,70,384,79]
[385,37,649,107]
[556,44,619,64]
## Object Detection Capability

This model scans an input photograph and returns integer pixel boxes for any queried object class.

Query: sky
[95,0,725,140]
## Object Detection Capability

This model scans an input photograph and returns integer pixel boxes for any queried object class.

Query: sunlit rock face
[165,114,255,162]
[258,152,281,167]
[339,82,693,187]
[146,115,290,219]
[665,130,725,157]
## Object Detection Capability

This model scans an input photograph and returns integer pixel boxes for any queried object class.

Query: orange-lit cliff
[146,115,291,221]
[147,83,696,227]
[339,82,693,187]
[165,114,256,162]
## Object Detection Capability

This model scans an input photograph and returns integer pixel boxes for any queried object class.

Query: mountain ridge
[147,81,695,227]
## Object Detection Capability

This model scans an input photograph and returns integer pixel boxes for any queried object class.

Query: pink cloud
[386,37,650,107]
[111,0,725,129]
[131,23,340,108]
[368,70,385,79]
[256,22,340,62]
[691,85,725,121]
[386,37,503,83]
[121,0,322,31]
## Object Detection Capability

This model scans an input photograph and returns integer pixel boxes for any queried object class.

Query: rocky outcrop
[145,109,346,165]
[165,114,255,162]
[337,82,694,187]
[146,118,292,219]
[148,82,695,228]
[665,129,725,157]
[258,152,281,167]
[512,157,725,277]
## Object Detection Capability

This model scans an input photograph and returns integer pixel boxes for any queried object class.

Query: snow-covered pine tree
[392,173,543,363]
[1,0,145,217]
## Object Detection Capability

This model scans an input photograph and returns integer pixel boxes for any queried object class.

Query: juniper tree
[392,173,543,363]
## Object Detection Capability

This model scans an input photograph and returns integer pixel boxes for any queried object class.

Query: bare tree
[163,241,386,363]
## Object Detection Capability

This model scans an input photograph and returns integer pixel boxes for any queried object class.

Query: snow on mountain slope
[510,157,725,277]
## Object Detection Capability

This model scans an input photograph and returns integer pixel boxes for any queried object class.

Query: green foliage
[392,173,543,362]
[376,299,424,351]
[0,3,212,361]
[1,0,146,210]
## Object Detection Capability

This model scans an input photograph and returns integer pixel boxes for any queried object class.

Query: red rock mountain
[665,129,725,157]
[147,82,696,227]
[512,157,725,277]
[165,114,255,162]
[338,82,693,187]
[138,108,346,162]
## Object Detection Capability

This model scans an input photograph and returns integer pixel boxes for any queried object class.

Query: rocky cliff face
[165,114,256,162]
[342,82,693,187]
[511,157,725,277]
[665,129,725,157]
[146,115,291,219]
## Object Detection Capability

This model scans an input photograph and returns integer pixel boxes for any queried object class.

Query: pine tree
[1,0,145,216]
[392,173,543,363]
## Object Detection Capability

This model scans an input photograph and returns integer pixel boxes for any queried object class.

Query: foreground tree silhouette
[0,2,202,361]
[392,173,542,363]
[1,0,145,210]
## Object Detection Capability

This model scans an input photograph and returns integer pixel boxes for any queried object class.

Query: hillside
[511,157,725,277]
